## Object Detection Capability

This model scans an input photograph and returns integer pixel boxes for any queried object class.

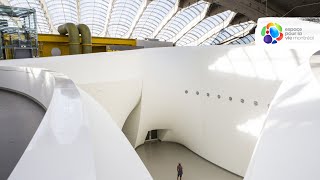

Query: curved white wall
[79,89,151,180]
[79,80,142,128]
[1,45,318,177]
[244,53,320,180]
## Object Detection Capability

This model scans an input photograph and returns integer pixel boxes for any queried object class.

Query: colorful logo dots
[261,22,283,44]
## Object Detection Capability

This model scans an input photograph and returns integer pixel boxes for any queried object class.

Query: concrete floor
[136,141,243,180]
[0,90,45,180]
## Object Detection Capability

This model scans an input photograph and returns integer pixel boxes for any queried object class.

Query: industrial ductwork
[58,23,81,55]
[77,24,92,54]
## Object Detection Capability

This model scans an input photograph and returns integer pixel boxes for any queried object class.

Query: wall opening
[145,129,169,143]
[145,130,158,141]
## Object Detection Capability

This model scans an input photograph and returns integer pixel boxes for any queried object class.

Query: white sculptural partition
[244,51,320,180]
[0,45,318,178]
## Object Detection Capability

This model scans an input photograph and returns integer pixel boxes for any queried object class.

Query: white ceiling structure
[2,0,256,45]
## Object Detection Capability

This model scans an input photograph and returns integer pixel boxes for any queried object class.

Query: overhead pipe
[77,24,92,54]
[58,23,81,55]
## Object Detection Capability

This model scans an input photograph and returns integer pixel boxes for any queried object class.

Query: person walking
[177,163,183,180]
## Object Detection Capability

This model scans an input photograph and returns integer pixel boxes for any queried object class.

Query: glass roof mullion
[156,0,209,42]
[131,0,177,39]
[176,10,236,46]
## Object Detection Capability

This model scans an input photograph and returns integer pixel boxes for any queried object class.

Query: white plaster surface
[244,53,320,180]
[0,45,318,177]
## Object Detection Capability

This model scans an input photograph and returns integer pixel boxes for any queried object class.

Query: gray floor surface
[136,141,243,180]
[0,90,45,180]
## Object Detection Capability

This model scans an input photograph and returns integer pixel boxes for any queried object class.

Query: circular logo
[261,22,283,44]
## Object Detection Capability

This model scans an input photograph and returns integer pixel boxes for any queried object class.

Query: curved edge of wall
[244,52,320,180]
[0,67,152,180]
[79,88,152,180]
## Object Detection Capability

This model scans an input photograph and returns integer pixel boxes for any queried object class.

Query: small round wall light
[196,91,199,95]
[229,97,232,101]
[185,90,188,94]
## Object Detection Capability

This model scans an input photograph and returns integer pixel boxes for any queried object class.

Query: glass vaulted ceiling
[229,34,255,45]
[45,0,78,29]
[131,0,178,39]
[156,0,210,43]
[106,0,146,38]
[80,0,109,36]
[176,10,236,46]
[201,21,256,46]
[6,0,256,45]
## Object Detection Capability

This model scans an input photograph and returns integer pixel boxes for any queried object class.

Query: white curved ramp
[0,67,96,180]
[0,45,319,178]
[0,67,151,180]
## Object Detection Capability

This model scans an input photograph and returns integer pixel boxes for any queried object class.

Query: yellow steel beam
[38,34,69,43]
[92,37,136,46]
[38,34,136,46]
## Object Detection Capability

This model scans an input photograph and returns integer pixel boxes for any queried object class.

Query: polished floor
[136,141,243,180]
[0,90,45,180]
